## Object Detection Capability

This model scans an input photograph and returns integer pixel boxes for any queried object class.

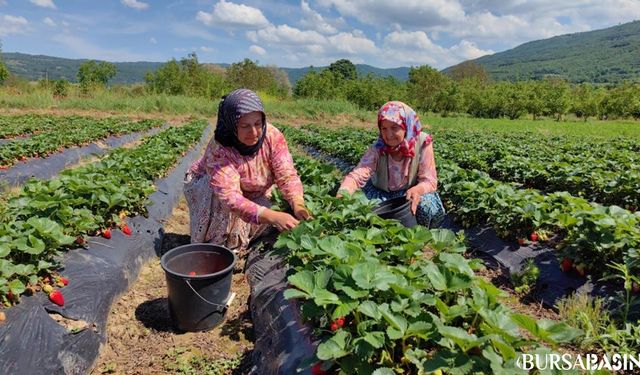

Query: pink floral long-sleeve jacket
[189,123,304,224]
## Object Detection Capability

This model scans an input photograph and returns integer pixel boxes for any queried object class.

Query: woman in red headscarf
[337,101,445,228]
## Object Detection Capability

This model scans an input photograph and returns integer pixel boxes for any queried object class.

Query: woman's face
[380,119,405,148]
[236,111,263,146]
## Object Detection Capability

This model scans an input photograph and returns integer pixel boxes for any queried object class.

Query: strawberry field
[1,110,640,374]
[0,114,164,168]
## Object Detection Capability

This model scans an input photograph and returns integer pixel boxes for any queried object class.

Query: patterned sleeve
[414,134,438,194]
[269,126,305,207]
[338,145,379,194]
[205,148,262,224]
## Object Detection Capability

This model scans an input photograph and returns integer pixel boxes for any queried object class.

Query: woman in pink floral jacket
[185,89,310,250]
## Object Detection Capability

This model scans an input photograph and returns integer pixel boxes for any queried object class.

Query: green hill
[445,20,640,83]
[1,52,409,85]
[2,52,165,84]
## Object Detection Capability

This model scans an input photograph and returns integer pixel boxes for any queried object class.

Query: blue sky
[1,0,639,69]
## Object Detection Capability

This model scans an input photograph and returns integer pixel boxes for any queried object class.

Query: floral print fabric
[185,123,304,248]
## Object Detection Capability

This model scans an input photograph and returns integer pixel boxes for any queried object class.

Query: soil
[471,252,560,321]
[90,197,253,375]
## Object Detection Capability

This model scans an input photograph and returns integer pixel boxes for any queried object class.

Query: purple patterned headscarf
[214,88,266,156]
[374,101,422,158]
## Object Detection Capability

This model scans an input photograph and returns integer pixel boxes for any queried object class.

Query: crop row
[0,115,164,167]
[433,129,640,210]
[0,119,207,303]
[274,152,581,374]
[295,124,640,210]
[0,114,69,139]
[280,124,640,278]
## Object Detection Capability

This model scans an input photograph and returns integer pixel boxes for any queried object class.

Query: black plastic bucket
[160,243,236,332]
[372,196,417,228]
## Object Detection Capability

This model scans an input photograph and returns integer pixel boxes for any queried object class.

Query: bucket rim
[160,243,237,279]
[373,195,411,214]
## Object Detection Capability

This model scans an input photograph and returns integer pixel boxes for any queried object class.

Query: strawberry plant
[274,153,582,374]
[284,123,640,278]
[0,115,163,167]
[0,120,206,303]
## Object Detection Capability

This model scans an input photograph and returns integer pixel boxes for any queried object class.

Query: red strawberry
[529,232,539,242]
[7,291,14,301]
[49,290,64,306]
[76,236,86,245]
[560,258,572,273]
[517,238,526,246]
[102,229,111,239]
[121,224,132,236]
[330,321,339,331]
[311,362,326,375]
[188,271,197,276]
[336,317,345,327]
[60,277,69,286]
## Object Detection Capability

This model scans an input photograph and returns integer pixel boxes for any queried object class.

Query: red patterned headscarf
[375,101,422,158]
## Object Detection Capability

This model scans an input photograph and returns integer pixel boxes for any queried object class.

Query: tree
[144,53,227,99]
[293,69,343,100]
[571,83,604,121]
[407,65,450,112]
[77,60,117,87]
[448,61,489,83]
[0,40,9,84]
[541,77,570,121]
[226,58,290,97]
[328,59,357,81]
[522,80,546,120]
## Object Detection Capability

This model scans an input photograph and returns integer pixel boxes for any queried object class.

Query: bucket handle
[185,279,232,313]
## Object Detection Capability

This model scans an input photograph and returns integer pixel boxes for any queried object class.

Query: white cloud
[196,0,270,29]
[247,24,325,45]
[29,0,56,9]
[249,44,266,55]
[449,40,493,60]
[121,0,149,10]
[300,0,337,34]
[0,14,30,36]
[149,37,157,44]
[382,31,445,67]
[328,32,377,54]
[379,31,494,68]
[246,22,378,67]
[200,46,215,52]
[319,0,465,28]
[43,17,56,27]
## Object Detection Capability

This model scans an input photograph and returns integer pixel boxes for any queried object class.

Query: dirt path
[91,198,253,375]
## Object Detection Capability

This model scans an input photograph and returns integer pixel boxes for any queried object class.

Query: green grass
[0,86,215,116]
[425,115,640,138]
[264,97,371,122]
[1,84,638,138]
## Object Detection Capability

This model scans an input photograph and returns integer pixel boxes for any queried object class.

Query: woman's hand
[260,209,300,232]
[293,203,312,221]
[406,185,426,215]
